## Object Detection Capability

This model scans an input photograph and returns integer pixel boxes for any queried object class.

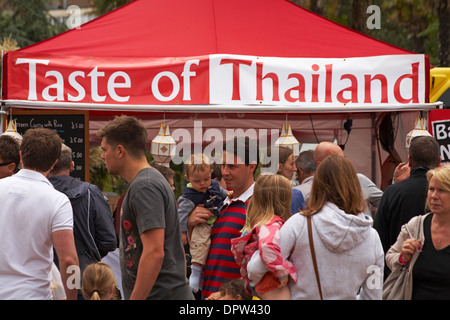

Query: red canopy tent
[0,0,442,184]
[5,0,426,58]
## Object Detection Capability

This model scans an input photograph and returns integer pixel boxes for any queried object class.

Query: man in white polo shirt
[0,128,79,300]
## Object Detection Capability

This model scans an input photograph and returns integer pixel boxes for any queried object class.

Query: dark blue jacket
[177,179,228,233]
[49,175,117,273]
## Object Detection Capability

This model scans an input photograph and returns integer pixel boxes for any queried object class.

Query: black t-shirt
[412,214,450,300]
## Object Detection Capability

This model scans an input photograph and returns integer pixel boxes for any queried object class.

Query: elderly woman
[385,164,450,300]
[280,154,384,300]
[261,145,305,214]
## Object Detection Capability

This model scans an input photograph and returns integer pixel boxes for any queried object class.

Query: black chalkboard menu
[9,110,89,182]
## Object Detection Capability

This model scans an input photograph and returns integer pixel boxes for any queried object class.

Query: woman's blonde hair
[426,164,450,210]
[243,174,292,233]
[304,155,366,216]
[81,262,118,300]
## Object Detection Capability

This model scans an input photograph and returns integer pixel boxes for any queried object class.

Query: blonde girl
[81,262,120,300]
[243,174,292,231]
[231,174,297,300]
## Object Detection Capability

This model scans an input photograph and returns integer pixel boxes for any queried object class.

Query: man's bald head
[314,141,344,165]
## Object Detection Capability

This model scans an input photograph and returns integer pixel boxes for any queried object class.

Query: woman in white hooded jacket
[279,155,384,300]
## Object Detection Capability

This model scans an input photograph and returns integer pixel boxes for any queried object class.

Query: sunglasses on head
[0,162,13,167]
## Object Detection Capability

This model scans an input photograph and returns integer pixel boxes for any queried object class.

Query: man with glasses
[0,135,20,179]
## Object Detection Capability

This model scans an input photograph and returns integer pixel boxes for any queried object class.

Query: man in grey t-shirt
[121,168,190,299]
[97,115,193,300]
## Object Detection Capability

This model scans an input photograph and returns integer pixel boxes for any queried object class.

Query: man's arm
[358,173,383,209]
[393,162,410,183]
[373,193,391,254]
[129,228,165,300]
[52,229,79,300]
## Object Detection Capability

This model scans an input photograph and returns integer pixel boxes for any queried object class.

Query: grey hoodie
[279,202,384,300]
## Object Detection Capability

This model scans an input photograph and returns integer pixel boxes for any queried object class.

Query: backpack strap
[307,214,323,300]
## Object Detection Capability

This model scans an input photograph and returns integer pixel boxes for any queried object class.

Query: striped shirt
[201,186,253,299]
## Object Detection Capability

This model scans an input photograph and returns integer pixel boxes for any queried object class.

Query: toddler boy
[178,154,229,293]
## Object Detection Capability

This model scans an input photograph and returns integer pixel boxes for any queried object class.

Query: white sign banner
[4,51,427,108]
[209,54,426,106]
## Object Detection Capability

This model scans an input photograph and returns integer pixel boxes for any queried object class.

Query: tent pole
[1,49,3,101]
[0,50,5,132]
[371,112,377,185]
[0,107,5,133]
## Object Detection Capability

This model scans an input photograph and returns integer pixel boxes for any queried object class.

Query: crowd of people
[0,114,449,300]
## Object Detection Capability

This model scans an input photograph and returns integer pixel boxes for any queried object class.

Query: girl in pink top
[231,174,297,300]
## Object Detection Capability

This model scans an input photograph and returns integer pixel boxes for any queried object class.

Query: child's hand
[188,204,213,227]
[279,276,288,287]
[206,292,221,300]
[227,190,234,199]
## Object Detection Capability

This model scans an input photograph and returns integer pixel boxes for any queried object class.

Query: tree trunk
[351,0,370,34]
[438,0,450,66]
[309,0,323,15]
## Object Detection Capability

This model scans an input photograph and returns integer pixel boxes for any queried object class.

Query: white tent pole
[0,100,443,113]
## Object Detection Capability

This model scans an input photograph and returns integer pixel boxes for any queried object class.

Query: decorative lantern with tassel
[405,117,432,148]
[151,123,176,166]
[1,119,23,143]
[275,124,300,158]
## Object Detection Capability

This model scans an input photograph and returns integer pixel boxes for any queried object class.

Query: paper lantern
[1,119,23,143]
[275,124,300,157]
[405,117,432,148]
[151,123,176,166]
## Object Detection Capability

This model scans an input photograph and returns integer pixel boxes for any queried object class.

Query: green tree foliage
[89,146,127,196]
[0,0,67,48]
[91,0,132,16]
[436,0,449,66]
[0,35,19,87]
[291,0,448,66]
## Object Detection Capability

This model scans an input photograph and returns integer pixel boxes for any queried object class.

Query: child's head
[243,173,292,232]
[185,153,212,193]
[218,278,252,300]
[81,262,119,300]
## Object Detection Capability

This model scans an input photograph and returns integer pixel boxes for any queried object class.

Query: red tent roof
[20,0,414,58]
[4,0,437,112]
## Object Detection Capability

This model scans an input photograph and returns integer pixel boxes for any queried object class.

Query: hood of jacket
[49,174,89,202]
[313,202,374,253]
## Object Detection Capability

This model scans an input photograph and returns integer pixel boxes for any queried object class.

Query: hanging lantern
[405,117,432,148]
[275,124,300,157]
[151,123,176,166]
[1,119,23,143]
